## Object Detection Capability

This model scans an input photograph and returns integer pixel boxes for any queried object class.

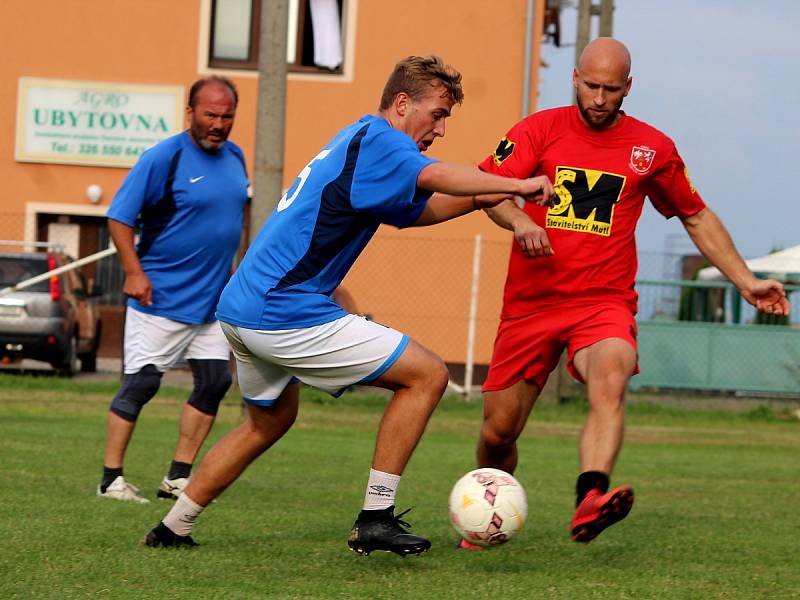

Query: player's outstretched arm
[417,162,554,204]
[682,207,790,315]
[409,193,486,227]
[411,163,554,227]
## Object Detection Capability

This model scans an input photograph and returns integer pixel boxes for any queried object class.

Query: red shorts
[482,301,639,392]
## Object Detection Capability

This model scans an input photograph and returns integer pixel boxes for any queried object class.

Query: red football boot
[570,485,634,543]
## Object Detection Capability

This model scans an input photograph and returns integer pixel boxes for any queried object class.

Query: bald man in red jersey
[463,38,790,546]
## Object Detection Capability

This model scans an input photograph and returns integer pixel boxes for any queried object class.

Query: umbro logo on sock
[369,485,394,493]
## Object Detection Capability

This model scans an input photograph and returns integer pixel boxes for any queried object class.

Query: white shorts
[220,314,408,405]
[123,306,230,374]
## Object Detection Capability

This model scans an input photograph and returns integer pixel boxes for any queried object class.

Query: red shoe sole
[455,537,485,551]
[571,486,634,544]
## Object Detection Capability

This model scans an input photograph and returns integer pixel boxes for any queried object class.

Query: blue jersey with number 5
[217,114,436,330]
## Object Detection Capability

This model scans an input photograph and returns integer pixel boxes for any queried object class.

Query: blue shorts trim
[241,376,300,406]
[329,335,409,398]
[359,335,409,384]
[242,397,277,407]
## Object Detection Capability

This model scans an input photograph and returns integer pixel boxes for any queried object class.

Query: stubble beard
[191,122,227,152]
[576,96,621,130]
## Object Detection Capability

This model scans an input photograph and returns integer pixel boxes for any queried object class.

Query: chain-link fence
[345,234,799,397]
[637,249,800,326]
[2,210,797,394]
[342,232,511,395]
[634,276,799,396]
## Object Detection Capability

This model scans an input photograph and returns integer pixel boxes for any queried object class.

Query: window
[209,0,260,69]
[209,0,345,74]
[0,256,49,292]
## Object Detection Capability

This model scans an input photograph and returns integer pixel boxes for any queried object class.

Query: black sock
[101,466,123,493]
[168,460,192,480]
[575,471,609,507]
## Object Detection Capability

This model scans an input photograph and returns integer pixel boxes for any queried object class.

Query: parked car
[0,250,102,375]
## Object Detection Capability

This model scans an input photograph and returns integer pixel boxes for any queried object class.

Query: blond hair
[379,54,464,110]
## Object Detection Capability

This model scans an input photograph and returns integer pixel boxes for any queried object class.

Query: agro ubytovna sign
[15,77,184,168]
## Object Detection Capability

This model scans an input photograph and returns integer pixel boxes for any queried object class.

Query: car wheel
[55,334,78,377]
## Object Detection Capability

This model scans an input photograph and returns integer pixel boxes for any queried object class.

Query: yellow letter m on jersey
[547,167,626,237]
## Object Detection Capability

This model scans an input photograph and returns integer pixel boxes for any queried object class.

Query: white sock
[362,468,401,511]
[163,493,205,536]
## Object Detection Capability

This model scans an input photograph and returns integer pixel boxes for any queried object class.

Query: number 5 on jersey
[277,149,332,212]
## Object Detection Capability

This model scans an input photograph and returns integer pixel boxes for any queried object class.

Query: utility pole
[251,0,289,238]
[574,0,614,65]
[598,0,614,38]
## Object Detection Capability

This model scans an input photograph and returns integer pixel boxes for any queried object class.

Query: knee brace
[186,359,232,416]
[109,364,163,422]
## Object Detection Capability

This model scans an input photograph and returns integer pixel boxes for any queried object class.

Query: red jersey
[479,106,706,318]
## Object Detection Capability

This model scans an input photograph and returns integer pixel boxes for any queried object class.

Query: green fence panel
[632,320,800,394]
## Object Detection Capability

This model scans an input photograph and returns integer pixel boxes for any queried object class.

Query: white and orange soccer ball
[448,468,528,547]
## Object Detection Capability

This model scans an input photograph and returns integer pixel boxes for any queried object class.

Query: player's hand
[516,175,555,207]
[512,217,554,258]
[741,278,791,316]
[123,271,153,306]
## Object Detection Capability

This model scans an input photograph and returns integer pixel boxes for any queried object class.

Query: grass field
[1,374,798,599]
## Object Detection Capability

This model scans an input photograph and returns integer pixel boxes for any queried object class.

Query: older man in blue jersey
[145,55,553,556]
[98,76,248,504]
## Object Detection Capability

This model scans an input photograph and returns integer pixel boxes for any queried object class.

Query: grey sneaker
[157,476,188,500]
[97,476,150,504]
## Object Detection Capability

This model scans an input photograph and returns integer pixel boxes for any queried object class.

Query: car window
[0,256,50,292]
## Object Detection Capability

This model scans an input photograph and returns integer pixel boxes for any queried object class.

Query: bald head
[577,38,631,78]
[573,38,632,130]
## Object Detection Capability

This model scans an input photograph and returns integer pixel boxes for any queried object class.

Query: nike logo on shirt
[189,176,205,183]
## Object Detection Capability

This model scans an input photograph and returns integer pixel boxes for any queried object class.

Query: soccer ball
[448,468,528,547]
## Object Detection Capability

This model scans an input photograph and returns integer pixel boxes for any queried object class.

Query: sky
[537,0,799,262]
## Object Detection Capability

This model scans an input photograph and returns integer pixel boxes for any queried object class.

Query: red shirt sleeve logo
[491,137,516,166]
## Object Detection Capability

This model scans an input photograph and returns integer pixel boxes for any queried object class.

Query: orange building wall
[1,0,547,367]
[0,1,200,209]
